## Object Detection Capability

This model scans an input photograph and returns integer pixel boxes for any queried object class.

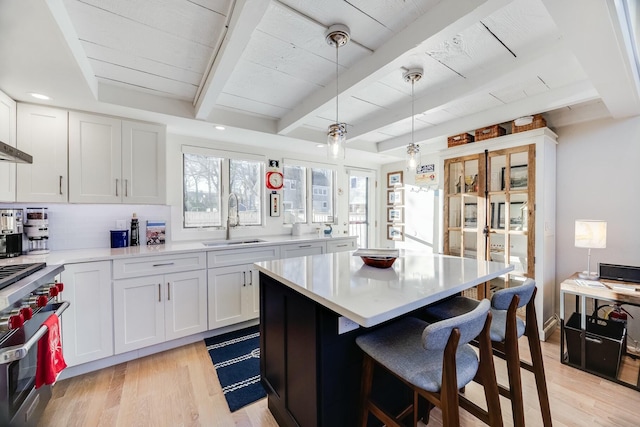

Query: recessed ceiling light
[316,144,325,148]
[215,125,225,130]
[29,92,50,100]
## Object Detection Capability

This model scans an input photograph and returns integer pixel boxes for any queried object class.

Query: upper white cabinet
[0,91,16,202]
[68,112,166,204]
[16,104,68,202]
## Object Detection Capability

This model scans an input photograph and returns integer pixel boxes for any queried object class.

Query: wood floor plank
[38,330,640,427]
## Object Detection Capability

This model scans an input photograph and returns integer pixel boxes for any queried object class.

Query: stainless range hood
[0,140,32,164]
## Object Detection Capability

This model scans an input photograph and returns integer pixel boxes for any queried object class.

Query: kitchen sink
[202,239,265,247]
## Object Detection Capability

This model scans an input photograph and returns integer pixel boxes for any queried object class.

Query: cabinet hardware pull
[243,271,246,286]
[115,179,119,197]
[158,284,161,302]
[299,244,312,248]
[125,179,128,197]
[167,282,170,300]
[59,176,63,195]
[152,262,175,267]
[585,336,602,344]
[248,271,252,286]
[337,244,348,247]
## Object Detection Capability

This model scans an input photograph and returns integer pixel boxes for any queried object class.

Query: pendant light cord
[335,41,339,125]
[411,77,415,144]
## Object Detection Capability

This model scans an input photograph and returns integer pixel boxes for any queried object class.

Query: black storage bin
[565,312,626,379]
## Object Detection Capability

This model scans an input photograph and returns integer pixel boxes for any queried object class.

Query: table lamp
[575,220,607,280]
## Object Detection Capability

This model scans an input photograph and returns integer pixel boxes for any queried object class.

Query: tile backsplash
[1,204,171,251]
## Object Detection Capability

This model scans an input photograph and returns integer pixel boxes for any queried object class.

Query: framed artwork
[269,192,280,217]
[387,188,404,205]
[387,207,404,223]
[387,224,404,241]
[501,165,528,190]
[387,171,403,187]
[463,203,477,228]
[497,202,526,229]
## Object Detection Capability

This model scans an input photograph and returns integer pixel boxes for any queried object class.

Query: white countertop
[255,251,514,328]
[0,234,354,266]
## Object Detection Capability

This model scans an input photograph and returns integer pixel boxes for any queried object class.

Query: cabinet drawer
[113,252,206,279]
[207,245,281,268]
[326,238,356,253]
[280,241,326,258]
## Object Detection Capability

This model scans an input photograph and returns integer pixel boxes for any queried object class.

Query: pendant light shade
[403,68,423,172]
[325,24,350,159]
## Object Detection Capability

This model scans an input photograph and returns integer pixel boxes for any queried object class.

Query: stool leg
[359,354,374,427]
[477,312,503,427]
[504,298,526,427]
[526,295,552,427]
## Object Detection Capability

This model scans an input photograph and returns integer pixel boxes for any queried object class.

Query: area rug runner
[204,325,266,412]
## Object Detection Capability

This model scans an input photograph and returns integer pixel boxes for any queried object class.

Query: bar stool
[355,299,503,427]
[424,279,552,427]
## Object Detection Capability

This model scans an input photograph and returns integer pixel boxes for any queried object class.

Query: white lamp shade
[575,220,607,249]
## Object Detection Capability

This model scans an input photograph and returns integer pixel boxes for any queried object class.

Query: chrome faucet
[226,193,239,240]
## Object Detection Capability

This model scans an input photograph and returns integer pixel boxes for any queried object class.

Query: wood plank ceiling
[6,0,640,158]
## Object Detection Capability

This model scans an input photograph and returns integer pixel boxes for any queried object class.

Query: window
[183,153,222,228]
[283,162,335,224]
[230,159,262,225]
[183,148,263,228]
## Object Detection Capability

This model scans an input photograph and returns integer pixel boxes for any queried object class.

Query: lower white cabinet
[280,241,326,258]
[208,264,258,329]
[113,269,207,354]
[326,237,357,253]
[60,261,113,367]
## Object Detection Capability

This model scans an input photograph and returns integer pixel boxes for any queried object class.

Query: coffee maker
[0,209,23,258]
[24,207,49,254]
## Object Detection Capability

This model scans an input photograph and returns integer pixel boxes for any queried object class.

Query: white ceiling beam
[276,0,514,135]
[542,0,640,118]
[377,79,600,152]
[194,0,271,120]
[349,35,567,141]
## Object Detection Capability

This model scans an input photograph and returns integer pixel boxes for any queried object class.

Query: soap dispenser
[130,213,140,246]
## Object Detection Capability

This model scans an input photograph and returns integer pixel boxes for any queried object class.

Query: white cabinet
[60,261,113,367]
[207,245,280,330]
[16,104,68,202]
[326,237,357,253]
[0,90,16,202]
[208,264,258,329]
[113,269,207,354]
[280,241,326,258]
[68,112,166,204]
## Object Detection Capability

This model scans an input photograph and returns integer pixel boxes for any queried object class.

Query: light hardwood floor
[38,329,640,427]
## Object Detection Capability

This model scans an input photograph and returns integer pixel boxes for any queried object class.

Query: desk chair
[424,279,552,427]
[356,299,503,427]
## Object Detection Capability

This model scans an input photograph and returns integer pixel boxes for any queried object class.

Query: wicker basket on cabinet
[475,125,506,141]
[447,133,474,148]
[512,114,546,133]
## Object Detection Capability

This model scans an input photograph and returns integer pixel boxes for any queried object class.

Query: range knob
[55,282,64,293]
[20,306,33,321]
[0,310,24,331]
[25,295,49,308]
[35,284,58,298]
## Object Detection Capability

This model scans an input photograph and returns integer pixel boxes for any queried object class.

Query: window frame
[283,159,337,225]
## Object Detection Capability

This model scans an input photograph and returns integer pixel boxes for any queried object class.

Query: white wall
[556,116,640,347]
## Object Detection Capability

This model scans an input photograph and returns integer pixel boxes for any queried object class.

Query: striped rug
[204,325,266,412]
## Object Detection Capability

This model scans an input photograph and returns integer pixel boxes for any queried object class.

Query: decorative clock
[266,171,284,190]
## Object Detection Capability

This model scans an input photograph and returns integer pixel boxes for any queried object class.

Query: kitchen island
[255,251,513,427]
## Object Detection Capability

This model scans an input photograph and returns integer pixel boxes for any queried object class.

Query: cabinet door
[326,238,356,253]
[60,261,113,366]
[122,120,166,204]
[16,104,68,202]
[114,275,165,354]
[280,242,326,258]
[0,91,16,202]
[165,270,207,341]
[208,265,250,329]
[69,112,122,203]
[246,268,260,320]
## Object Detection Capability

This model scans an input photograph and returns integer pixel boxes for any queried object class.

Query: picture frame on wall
[387,171,403,187]
[387,188,404,205]
[387,224,404,241]
[387,207,404,223]
[463,203,477,228]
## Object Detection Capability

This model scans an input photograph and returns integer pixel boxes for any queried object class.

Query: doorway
[347,169,376,248]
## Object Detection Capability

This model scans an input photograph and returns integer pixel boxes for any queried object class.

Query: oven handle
[0,301,70,365]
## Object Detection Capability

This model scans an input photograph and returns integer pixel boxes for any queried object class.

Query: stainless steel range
[0,262,67,426]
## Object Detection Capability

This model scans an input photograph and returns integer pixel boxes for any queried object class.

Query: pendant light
[325,24,350,159]
[403,68,423,171]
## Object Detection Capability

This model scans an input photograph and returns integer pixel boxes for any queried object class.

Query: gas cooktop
[0,263,46,291]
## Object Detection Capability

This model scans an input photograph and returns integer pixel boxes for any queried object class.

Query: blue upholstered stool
[356,299,503,427]
[424,279,552,427]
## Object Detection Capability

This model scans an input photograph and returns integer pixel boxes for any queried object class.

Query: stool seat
[356,316,479,392]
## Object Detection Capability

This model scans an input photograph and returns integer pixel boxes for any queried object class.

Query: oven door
[0,301,69,426]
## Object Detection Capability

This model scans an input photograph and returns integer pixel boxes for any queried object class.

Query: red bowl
[360,256,396,269]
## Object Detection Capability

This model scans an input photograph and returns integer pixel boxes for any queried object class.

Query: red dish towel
[35,313,67,389]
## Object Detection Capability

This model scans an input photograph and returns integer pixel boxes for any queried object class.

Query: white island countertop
[255,251,514,328]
